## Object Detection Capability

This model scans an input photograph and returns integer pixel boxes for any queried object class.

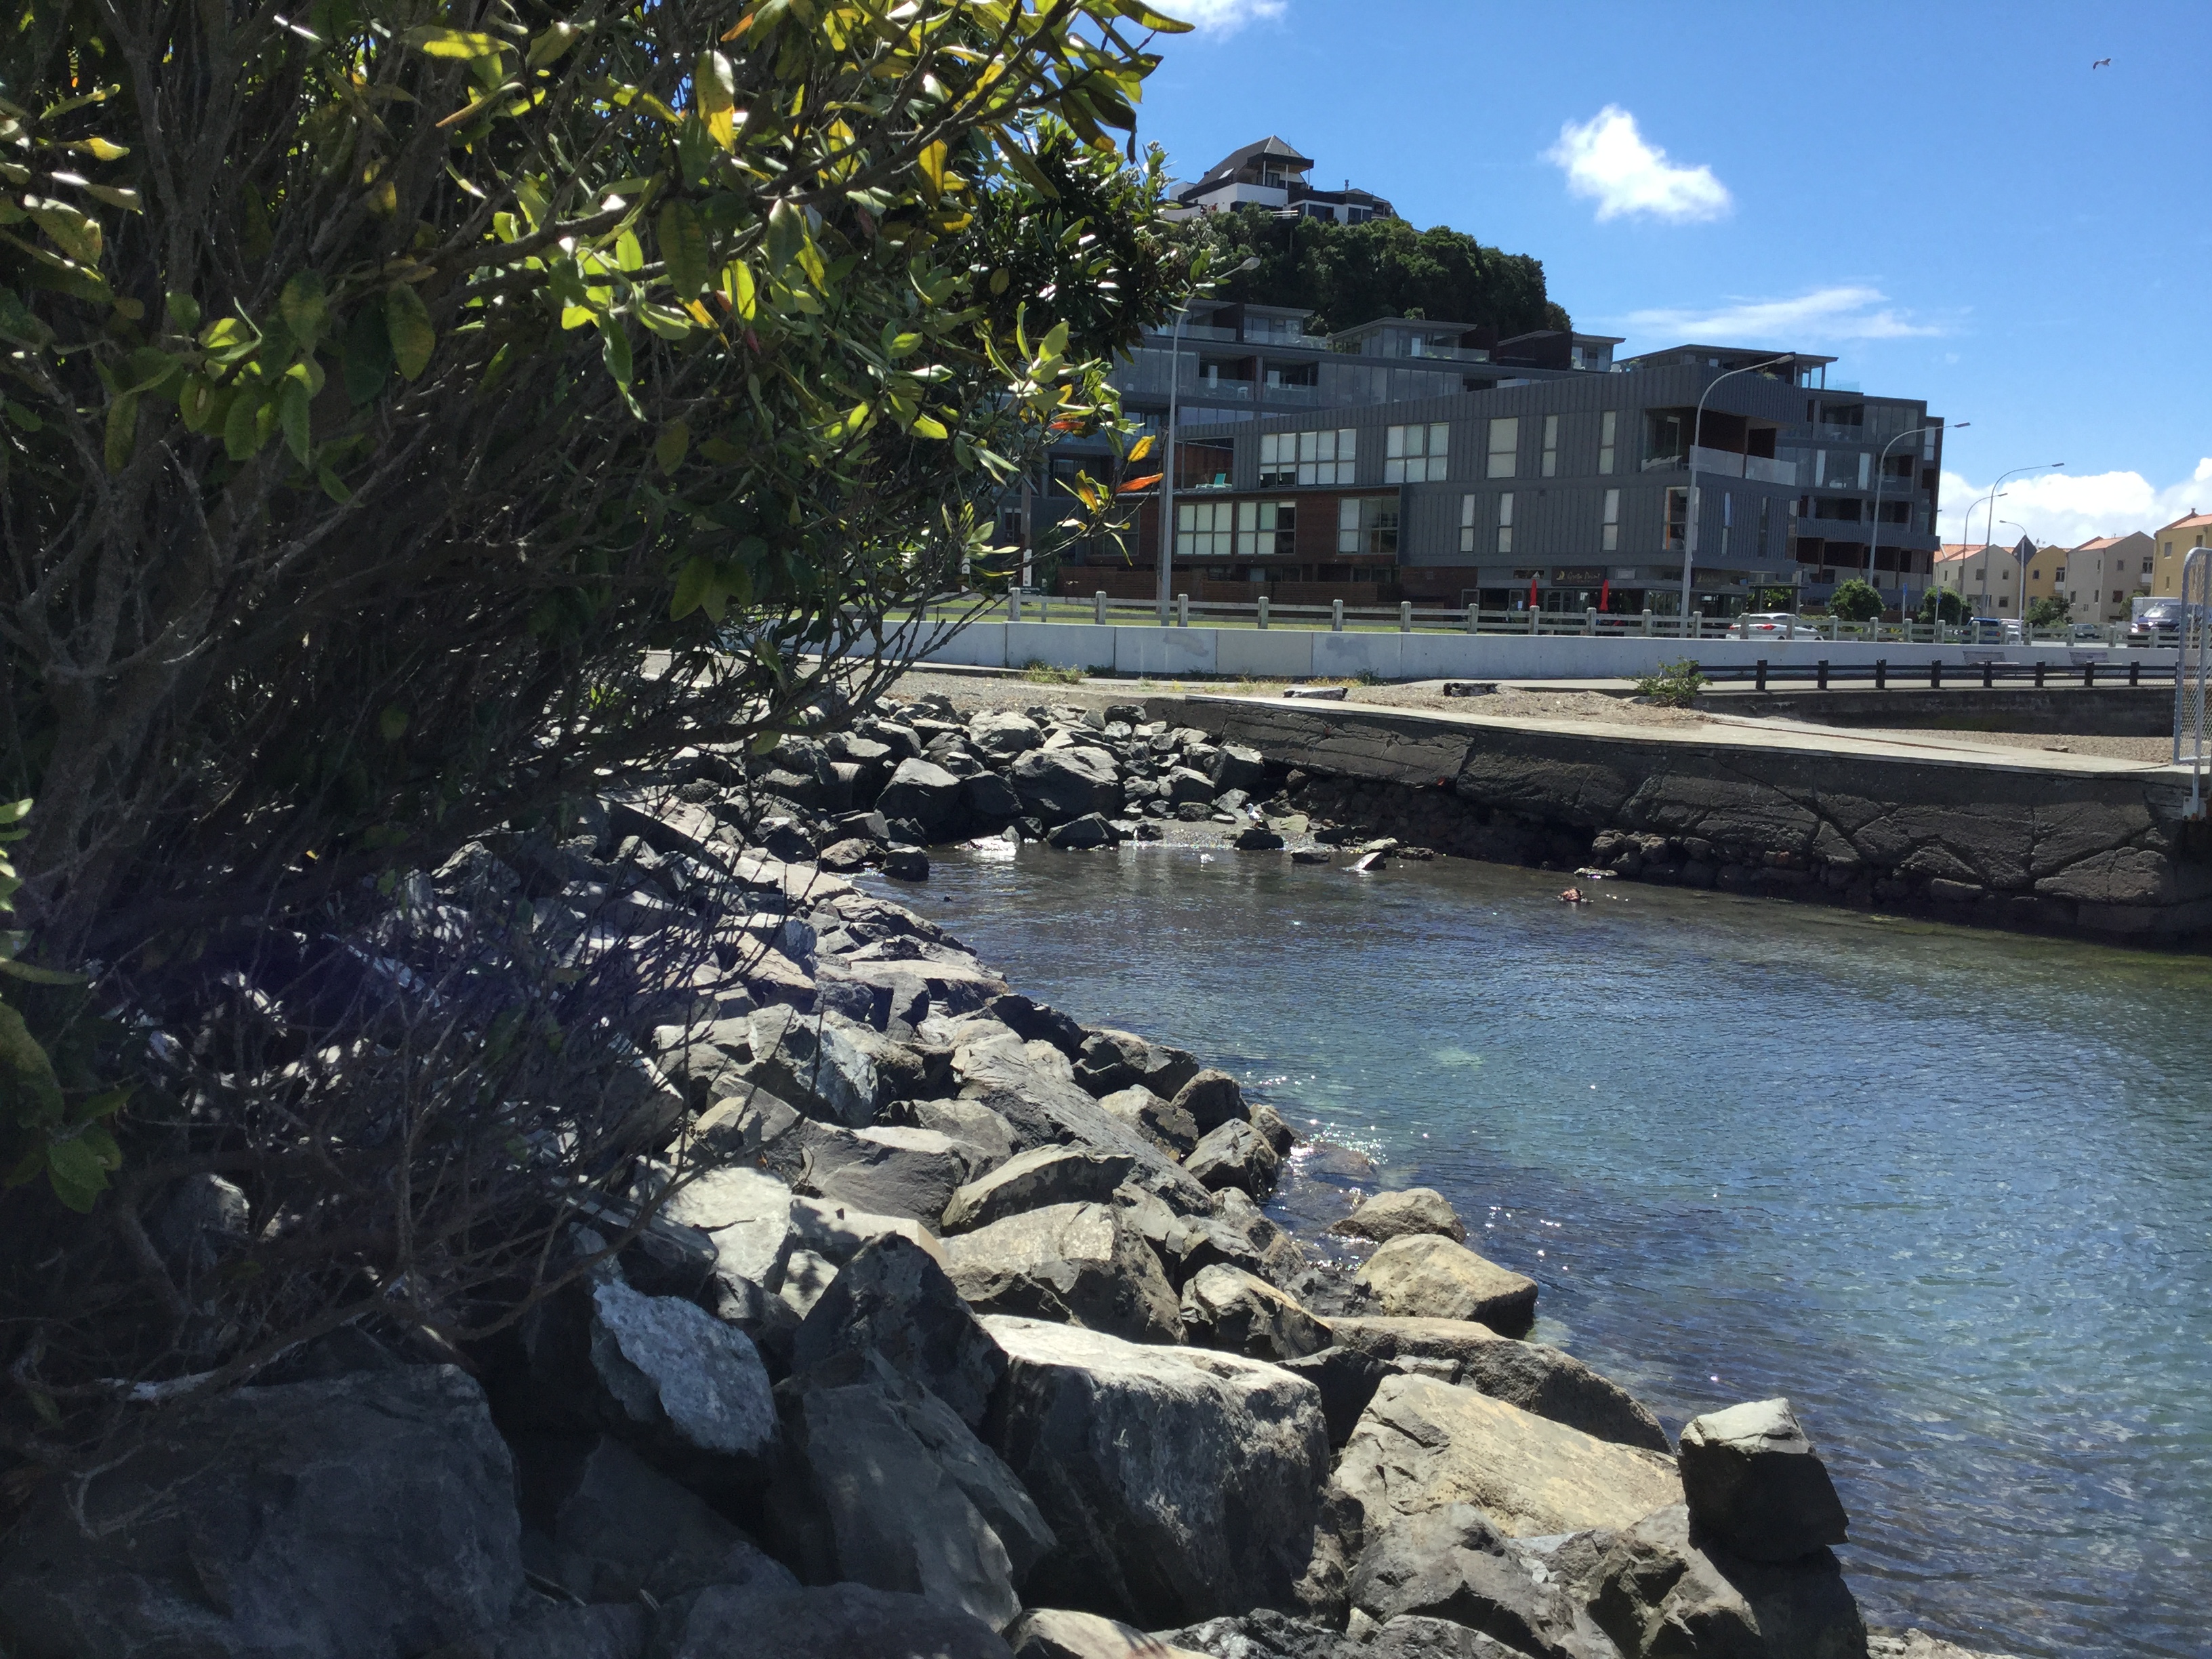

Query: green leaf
[222,386,265,461]
[103,390,140,473]
[765,200,803,275]
[0,958,87,986]
[379,705,409,741]
[909,413,949,441]
[386,285,434,381]
[655,419,690,475]
[0,999,61,1109]
[165,290,201,333]
[26,199,100,265]
[279,270,327,346]
[43,1134,111,1212]
[403,25,508,59]
[525,21,586,68]
[278,374,311,465]
[659,200,708,298]
[340,304,394,405]
[670,554,713,619]
[598,316,633,386]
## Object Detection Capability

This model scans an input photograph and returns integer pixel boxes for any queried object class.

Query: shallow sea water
[873,845,2212,1659]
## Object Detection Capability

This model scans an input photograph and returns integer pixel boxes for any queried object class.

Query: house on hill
[1171,136,1393,224]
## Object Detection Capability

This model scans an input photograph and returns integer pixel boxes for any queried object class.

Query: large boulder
[1336,1374,1681,1542]
[779,1366,1054,1631]
[1353,1235,1537,1335]
[1097,1086,1200,1157]
[1588,1504,1868,1659]
[1162,1610,1525,1658]
[788,1193,950,1269]
[1329,1318,1669,1454]
[661,1580,1013,1659]
[1349,1503,1620,1659]
[970,710,1045,760]
[1208,743,1269,795]
[745,1003,884,1127]
[1167,1069,1247,1136]
[1007,1608,1210,1658]
[876,757,968,839]
[1179,1265,1329,1362]
[791,1233,1005,1429]
[947,1202,1181,1345]
[792,1120,970,1223]
[516,1433,797,1605]
[571,1277,779,1460]
[421,1603,649,1659]
[1677,1398,1849,1562]
[0,1367,523,1659]
[1328,1188,1467,1244]
[653,1164,798,1290]
[941,1144,1136,1233]
[1012,746,1122,823]
[963,769,1026,830]
[1277,1346,1396,1450]
[1183,1119,1281,1200]
[1073,1028,1203,1100]
[980,1315,1332,1629]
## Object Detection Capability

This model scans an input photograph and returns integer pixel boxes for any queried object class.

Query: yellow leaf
[910,414,948,441]
[917,140,948,203]
[1127,432,1155,462]
[403,25,507,59]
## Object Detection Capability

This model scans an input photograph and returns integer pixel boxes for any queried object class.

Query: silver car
[1727,612,1809,640]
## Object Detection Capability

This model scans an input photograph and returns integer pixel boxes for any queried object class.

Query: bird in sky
[2092,57,2112,68]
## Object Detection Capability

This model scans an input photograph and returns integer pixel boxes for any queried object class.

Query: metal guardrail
[1704,657,2165,693]
[972,590,2147,648]
[2174,550,2210,815]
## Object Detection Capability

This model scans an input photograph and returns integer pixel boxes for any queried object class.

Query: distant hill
[1194,209,1570,339]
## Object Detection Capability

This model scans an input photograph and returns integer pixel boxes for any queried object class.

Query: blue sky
[1132,0,2211,546]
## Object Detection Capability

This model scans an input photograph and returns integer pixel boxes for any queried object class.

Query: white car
[1728,612,1810,640]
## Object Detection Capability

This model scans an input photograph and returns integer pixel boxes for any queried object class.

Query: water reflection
[878,846,2212,1659]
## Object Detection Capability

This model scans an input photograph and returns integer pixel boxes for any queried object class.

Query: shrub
[1828,579,1885,623]
[1020,661,1087,686]
[2026,595,2074,628]
[1919,589,1971,624]
[1634,659,1706,708]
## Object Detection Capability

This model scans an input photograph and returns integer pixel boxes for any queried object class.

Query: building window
[1459,493,1478,554]
[1488,417,1519,479]
[1601,487,1619,552]
[1175,500,1233,560]
[1338,497,1398,558]
[1288,427,1355,485]
[2145,556,2156,574]
[1664,486,1687,551]
[1541,414,1559,478]
[1598,411,1616,476]
[1384,422,1450,483]
[1496,492,1514,555]
[1234,499,1296,557]
[2053,565,2066,581]
[1258,432,1296,487]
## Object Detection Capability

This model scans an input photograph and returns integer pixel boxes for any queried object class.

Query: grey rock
[1349,1504,1620,1659]
[1677,1397,1849,1562]
[1589,1504,1866,1659]
[1184,1119,1282,1200]
[947,1202,1183,1345]
[942,1144,1137,1233]
[657,1166,798,1295]
[1098,1085,1201,1157]
[1168,1069,1248,1135]
[745,1003,884,1127]
[910,1097,1020,1168]
[1214,1188,1309,1288]
[663,1580,1014,1659]
[1233,826,1286,851]
[421,1603,649,1659]
[788,1193,950,1268]
[878,758,968,838]
[520,1433,797,1604]
[799,1121,969,1222]
[1353,1235,1538,1335]
[970,710,1045,758]
[1164,766,1217,806]
[1009,1608,1210,1658]
[0,1367,521,1659]
[1248,1104,1298,1154]
[1210,743,1269,794]
[988,992,1089,1057]
[981,1315,1333,1629]
[1013,747,1123,823]
[792,1232,1005,1428]
[1048,813,1120,851]
[148,1172,251,1274]
[964,769,1026,826]
[1278,1346,1396,1449]
[1336,1374,1681,1542]
[1327,1188,1467,1245]
[884,845,932,881]
[779,1248,839,1317]
[1328,1318,1669,1453]
[1073,1027,1204,1100]
[1179,1264,1330,1361]
[585,1278,778,1458]
[781,1368,1054,1631]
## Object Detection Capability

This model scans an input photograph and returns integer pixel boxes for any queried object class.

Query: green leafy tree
[1194,208,1567,337]
[1828,579,1885,623]
[1919,588,1971,624]
[2026,594,2073,628]
[0,0,1193,958]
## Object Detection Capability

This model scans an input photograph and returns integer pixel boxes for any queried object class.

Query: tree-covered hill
[1195,209,1571,337]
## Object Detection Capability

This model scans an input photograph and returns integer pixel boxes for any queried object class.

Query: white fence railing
[2175,552,2210,815]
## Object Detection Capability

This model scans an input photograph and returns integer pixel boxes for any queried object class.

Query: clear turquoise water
[879,846,2212,1659]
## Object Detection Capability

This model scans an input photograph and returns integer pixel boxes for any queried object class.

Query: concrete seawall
[1144,695,2212,945]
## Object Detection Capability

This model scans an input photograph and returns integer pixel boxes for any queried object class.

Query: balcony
[1744,455,1798,486]
[1258,382,1323,404]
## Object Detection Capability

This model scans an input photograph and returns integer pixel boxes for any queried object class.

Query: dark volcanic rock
[1183,1118,1282,1200]
[941,1143,1136,1234]
[660,1579,1014,1659]
[792,1232,1006,1428]
[1589,1504,1867,1659]
[1677,1397,1849,1562]
[946,1202,1181,1345]
[1353,1235,1537,1335]
[1179,1263,1330,1361]
[1012,747,1122,823]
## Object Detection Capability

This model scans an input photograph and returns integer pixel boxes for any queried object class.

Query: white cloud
[1622,286,1943,345]
[1937,459,2212,547]
[1160,0,1285,31]
[1547,106,1730,223]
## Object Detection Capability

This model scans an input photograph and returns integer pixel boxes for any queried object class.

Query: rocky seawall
[0,691,2017,1659]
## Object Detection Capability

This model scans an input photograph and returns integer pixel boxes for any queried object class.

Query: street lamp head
[1233,255,1261,273]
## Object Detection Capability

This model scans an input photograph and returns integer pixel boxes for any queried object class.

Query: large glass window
[1257,432,1296,487]
[1291,427,1357,485]
[1664,486,1687,550]
[1338,497,1399,558]
[1235,499,1296,558]
[1602,487,1620,552]
[1598,411,1617,476]
[1496,492,1515,555]
[1488,417,1519,479]
[1541,414,1559,478]
[1459,493,1478,554]
[1385,422,1450,483]
[1174,499,1233,560]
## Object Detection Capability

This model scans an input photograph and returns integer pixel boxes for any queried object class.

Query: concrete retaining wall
[1145,695,2212,945]
[893,618,2179,684]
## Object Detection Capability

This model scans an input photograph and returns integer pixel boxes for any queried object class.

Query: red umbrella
[1527,574,1539,610]
[1599,577,1612,613]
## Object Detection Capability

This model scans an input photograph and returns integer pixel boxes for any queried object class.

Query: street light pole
[1978,461,2065,621]
[1681,354,1795,631]
[1866,420,1963,612]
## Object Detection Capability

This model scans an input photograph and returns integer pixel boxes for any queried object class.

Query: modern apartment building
[1170,136,1393,224]
[1048,302,1946,617]
[1933,539,2032,613]
[2150,510,2212,596]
